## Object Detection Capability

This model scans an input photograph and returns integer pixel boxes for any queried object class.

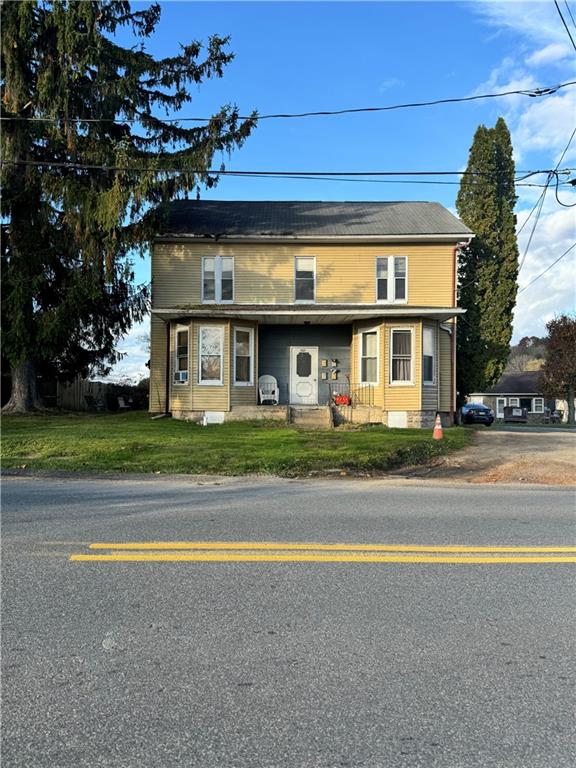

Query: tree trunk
[568,385,575,425]
[2,359,43,413]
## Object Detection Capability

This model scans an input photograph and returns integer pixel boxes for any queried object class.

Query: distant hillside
[505,335,547,373]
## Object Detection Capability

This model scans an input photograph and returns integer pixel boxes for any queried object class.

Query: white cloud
[525,42,572,67]
[103,318,151,384]
[470,1,568,46]
[512,195,576,341]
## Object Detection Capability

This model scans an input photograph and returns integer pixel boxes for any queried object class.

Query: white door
[496,397,506,418]
[289,347,318,405]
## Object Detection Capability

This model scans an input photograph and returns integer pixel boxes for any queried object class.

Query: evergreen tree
[539,315,576,424]
[455,117,519,402]
[1,1,255,411]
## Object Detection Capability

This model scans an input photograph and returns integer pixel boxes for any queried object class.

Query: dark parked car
[460,403,494,426]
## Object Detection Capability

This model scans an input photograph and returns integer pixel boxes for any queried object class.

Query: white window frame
[389,327,415,386]
[294,256,316,304]
[173,325,190,385]
[509,397,520,407]
[375,255,408,304]
[233,326,254,387]
[532,397,544,414]
[422,325,435,385]
[201,256,234,304]
[358,326,380,385]
[198,325,224,386]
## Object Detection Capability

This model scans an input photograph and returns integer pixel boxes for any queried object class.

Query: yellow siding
[149,315,167,412]
[439,326,453,411]
[382,321,422,411]
[153,242,455,308]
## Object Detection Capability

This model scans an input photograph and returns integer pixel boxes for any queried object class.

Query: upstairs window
[202,257,234,303]
[376,256,407,303]
[423,326,435,384]
[295,257,315,302]
[390,328,413,384]
[174,327,189,384]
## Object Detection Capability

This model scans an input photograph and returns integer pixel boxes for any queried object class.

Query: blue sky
[109,1,576,382]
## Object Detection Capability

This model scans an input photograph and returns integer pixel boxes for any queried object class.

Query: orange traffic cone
[433,413,443,440]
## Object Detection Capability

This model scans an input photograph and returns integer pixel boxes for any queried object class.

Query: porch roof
[152,304,464,324]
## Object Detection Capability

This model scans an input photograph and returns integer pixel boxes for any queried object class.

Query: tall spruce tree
[1,1,255,411]
[455,117,519,402]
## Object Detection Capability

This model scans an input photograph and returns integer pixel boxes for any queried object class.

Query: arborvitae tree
[455,117,519,402]
[539,315,576,424]
[1,1,255,411]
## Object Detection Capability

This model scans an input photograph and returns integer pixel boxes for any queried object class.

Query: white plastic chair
[258,375,279,405]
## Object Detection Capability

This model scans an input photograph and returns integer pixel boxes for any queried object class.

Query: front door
[289,347,318,405]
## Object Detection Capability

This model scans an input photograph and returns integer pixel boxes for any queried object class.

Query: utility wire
[518,242,576,293]
[564,0,576,31]
[554,0,576,52]
[1,81,575,124]
[0,158,569,181]
[517,125,576,272]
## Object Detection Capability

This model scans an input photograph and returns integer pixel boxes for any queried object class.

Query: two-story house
[149,200,472,427]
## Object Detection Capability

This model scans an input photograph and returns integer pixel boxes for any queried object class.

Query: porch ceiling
[152,305,465,324]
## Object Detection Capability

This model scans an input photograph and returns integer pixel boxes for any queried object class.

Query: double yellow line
[70,541,576,564]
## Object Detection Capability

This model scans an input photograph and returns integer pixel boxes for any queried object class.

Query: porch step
[289,405,333,429]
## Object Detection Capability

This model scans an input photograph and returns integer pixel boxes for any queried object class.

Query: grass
[1,411,472,477]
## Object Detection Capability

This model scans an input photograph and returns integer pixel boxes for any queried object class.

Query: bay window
[234,327,254,386]
[390,328,413,384]
[199,326,224,385]
[173,327,189,384]
[423,326,435,384]
[360,329,378,384]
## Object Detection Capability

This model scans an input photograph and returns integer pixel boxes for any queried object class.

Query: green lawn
[1,412,472,477]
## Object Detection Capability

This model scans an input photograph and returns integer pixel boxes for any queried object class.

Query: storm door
[289,347,318,405]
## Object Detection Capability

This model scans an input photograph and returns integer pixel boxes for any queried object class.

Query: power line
[554,0,576,52]
[0,158,569,180]
[518,242,576,293]
[1,80,575,125]
[564,0,576,31]
[517,125,576,272]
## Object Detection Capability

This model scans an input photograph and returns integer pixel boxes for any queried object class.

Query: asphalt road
[2,475,576,768]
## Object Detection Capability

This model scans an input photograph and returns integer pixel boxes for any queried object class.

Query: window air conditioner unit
[174,371,188,383]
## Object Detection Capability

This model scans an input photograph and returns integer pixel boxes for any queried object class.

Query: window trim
[532,397,544,414]
[201,256,234,304]
[375,255,408,304]
[358,326,380,385]
[198,325,224,386]
[389,326,415,386]
[173,325,190,386]
[508,397,520,407]
[294,256,316,304]
[233,326,254,387]
[422,325,436,386]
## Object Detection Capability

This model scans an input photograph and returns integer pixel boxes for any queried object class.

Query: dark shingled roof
[481,371,543,395]
[159,200,472,238]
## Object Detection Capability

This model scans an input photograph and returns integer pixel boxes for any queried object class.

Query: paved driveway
[397,427,576,485]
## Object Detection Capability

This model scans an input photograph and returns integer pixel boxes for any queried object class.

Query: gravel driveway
[399,427,576,485]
